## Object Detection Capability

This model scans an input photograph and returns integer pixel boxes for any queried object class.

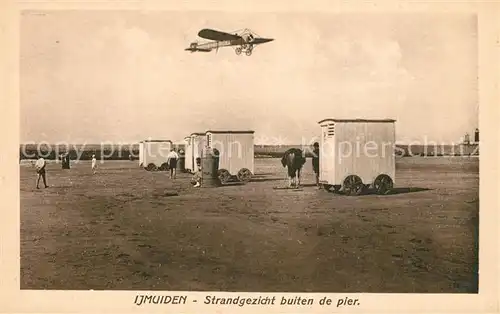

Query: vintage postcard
[1,0,499,313]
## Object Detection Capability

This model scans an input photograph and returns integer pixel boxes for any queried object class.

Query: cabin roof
[190,132,206,136]
[318,118,396,124]
[206,130,255,134]
[142,139,173,143]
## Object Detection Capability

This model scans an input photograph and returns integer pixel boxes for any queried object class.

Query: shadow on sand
[387,187,431,194]
[218,182,246,187]
[252,173,275,177]
[328,187,431,196]
[300,183,319,187]
[250,177,285,183]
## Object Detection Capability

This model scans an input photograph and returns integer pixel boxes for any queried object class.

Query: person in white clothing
[35,154,49,189]
[166,148,179,179]
[91,154,97,174]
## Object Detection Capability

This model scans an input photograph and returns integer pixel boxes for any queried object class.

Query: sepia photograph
[1,1,498,312]
[17,9,482,294]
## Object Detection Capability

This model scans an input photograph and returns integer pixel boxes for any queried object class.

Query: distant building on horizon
[463,133,470,145]
[462,128,479,145]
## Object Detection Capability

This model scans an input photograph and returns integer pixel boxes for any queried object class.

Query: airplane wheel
[235,48,242,55]
[245,49,252,56]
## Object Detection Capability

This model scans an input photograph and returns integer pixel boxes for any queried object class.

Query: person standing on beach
[91,154,97,174]
[191,157,202,187]
[312,142,320,188]
[35,154,49,189]
[166,148,179,179]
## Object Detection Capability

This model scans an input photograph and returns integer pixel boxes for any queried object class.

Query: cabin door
[320,123,336,184]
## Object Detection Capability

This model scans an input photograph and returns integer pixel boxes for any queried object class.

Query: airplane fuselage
[192,39,245,51]
[186,37,273,54]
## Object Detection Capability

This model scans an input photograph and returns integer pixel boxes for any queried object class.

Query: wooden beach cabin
[142,139,173,171]
[183,136,193,173]
[138,141,144,167]
[205,130,255,184]
[318,119,396,195]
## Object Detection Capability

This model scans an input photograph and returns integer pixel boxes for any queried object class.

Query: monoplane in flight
[185,28,274,56]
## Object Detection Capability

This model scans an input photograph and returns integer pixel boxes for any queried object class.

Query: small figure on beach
[191,157,202,187]
[35,154,49,189]
[166,148,179,179]
[91,154,97,174]
[312,142,320,188]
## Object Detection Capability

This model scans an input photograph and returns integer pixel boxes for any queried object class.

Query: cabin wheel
[146,163,158,171]
[237,168,252,182]
[373,174,394,195]
[217,169,231,185]
[342,175,364,196]
[235,47,242,55]
[159,163,169,171]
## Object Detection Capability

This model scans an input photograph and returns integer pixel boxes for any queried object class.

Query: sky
[20,11,478,145]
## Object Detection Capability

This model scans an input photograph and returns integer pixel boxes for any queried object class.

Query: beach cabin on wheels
[318,119,396,196]
[141,139,173,171]
[183,136,193,173]
[184,133,206,173]
[205,130,255,184]
[138,141,145,167]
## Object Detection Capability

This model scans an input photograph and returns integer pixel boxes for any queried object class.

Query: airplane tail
[185,42,211,53]
[185,48,212,53]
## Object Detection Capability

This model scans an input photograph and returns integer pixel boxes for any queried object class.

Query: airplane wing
[198,29,242,41]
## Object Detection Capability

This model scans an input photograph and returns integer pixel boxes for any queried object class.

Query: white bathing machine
[142,139,173,171]
[205,130,255,184]
[183,136,193,173]
[318,119,396,195]
[138,141,145,167]
[186,133,206,173]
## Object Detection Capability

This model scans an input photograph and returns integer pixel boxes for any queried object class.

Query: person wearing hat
[91,154,97,174]
[35,153,49,189]
[166,148,179,179]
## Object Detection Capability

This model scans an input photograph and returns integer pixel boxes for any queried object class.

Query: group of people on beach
[32,143,320,190]
[33,152,98,189]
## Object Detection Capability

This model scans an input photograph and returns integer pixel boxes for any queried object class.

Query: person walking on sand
[312,142,320,188]
[166,148,179,179]
[91,154,97,174]
[35,154,49,189]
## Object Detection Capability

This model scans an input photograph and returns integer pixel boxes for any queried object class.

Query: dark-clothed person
[312,142,320,187]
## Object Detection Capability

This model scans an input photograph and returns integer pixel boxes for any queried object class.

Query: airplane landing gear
[235,45,253,56]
